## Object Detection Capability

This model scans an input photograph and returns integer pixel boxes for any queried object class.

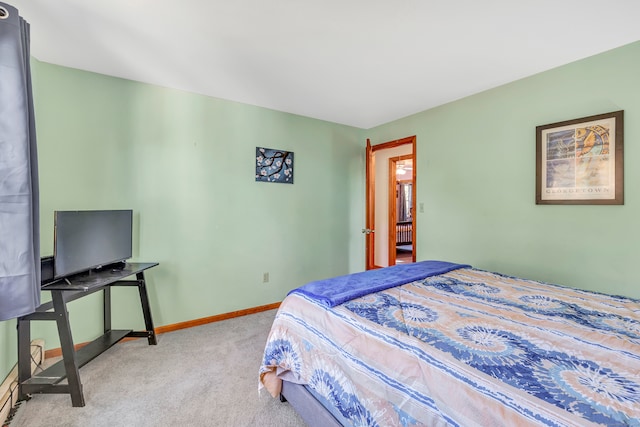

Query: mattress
[259,265,640,426]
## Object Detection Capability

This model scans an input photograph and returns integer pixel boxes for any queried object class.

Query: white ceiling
[7,0,640,129]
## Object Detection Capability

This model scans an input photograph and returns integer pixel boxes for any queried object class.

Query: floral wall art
[255,147,294,184]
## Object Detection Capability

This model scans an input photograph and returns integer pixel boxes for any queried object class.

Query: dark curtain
[0,2,40,321]
[397,183,407,222]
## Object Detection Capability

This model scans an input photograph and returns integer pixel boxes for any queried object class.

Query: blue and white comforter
[260,267,640,426]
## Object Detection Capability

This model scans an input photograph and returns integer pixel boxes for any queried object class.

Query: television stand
[17,262,159,407]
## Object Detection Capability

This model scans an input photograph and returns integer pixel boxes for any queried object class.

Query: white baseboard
[0,339,45,426]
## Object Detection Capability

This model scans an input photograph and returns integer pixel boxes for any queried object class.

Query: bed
[259,261,640,426]
[396,220,413,248]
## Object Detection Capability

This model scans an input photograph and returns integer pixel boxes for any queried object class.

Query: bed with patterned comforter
[259,261,640,426]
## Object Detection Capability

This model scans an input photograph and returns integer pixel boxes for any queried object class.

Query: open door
[364,139,375,270]
[365,136,416,270]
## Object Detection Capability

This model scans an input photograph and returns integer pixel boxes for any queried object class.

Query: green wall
[3,40,639,383]
[0,320,15,384]
[368,41,640,299]
[0,60,364,377]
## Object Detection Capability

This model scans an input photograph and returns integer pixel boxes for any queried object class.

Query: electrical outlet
[263,272,269,283]
[419,202,424,213]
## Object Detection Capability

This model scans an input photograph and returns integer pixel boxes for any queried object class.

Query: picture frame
[536,110,623,205]
[255,147,294,184]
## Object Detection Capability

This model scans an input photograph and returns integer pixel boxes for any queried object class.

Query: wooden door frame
[388,154,415,266]
[365,135,416,270]
[365,140,375,270]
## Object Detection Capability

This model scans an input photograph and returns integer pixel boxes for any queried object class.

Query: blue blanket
[289,260,470,307]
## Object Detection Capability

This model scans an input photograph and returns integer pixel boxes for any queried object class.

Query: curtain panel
[0,2,40,321]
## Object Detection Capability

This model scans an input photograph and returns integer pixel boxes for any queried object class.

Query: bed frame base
[280,381,342,427]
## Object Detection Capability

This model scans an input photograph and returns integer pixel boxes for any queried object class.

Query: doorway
[364,136,416,270]
[389,155,414,265]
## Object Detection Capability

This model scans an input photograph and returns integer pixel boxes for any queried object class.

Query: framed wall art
[255,147,294,184]
[536,110,623,205]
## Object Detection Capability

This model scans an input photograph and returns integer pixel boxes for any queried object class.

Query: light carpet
[8,309,305,427]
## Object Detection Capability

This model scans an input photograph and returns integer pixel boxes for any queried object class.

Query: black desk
[17,262,159,407]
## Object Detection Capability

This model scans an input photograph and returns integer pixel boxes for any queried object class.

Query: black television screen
[54,210,133,278]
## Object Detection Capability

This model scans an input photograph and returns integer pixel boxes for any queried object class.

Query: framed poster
[255,147,294,184]
[536,110,623,205]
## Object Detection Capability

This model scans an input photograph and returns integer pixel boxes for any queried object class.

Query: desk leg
[137,271,157,345]
[51,291,85,407]
[103,286,112,334]
[17,317,32,401]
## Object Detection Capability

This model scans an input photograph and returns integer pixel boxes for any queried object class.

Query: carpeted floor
[8,309,306,427]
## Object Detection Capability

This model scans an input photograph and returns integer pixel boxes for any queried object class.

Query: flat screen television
[53,210,133,279]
